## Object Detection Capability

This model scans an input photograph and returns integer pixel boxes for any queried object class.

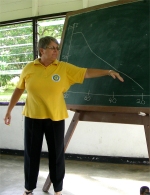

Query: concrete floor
[0,154,150,195]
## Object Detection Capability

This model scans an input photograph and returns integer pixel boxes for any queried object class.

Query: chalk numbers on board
[109,92,117,104]
[136,93,145,105]
[84,90,91,101]
[64,92,69,98]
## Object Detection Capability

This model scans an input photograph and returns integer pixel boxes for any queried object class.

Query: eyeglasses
[46,46,60,51]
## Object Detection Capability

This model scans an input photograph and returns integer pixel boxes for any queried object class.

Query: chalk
[138,112,146,116]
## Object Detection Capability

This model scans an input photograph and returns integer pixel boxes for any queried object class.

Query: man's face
[40,41,60,61]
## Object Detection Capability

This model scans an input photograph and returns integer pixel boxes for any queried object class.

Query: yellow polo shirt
[17,59,87,121]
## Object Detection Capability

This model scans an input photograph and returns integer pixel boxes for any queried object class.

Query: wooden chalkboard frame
[59,0,150,115]
[66,105,149,114]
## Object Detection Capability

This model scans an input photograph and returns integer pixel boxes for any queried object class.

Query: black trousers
[24,117,65,192]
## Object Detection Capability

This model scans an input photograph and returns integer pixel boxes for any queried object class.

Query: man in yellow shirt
[16,58,86,120]
[4,36,124,195]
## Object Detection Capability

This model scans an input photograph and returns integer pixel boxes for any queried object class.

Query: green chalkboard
[60,0,150,111]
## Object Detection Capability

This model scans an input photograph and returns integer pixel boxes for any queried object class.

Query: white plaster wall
[0,106,24,150]
[0,0,117,22]
[0,106,148,158]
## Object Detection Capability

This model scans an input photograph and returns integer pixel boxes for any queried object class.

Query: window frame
[0,12,67,105]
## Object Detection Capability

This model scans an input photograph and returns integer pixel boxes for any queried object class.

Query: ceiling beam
[32,0,39,16]
[82,0,89,8]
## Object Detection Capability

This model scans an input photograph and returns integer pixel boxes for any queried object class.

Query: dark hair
[145,193,150,195]
[140,186,149,194]
[38,36,59,57]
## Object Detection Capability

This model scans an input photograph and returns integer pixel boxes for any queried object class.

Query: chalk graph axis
[64,91,149,105]
[62,23,149,104]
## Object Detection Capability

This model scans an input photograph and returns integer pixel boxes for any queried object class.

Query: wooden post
[143,116,150,158]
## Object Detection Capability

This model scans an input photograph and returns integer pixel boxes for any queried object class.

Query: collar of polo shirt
[34,58,59,66]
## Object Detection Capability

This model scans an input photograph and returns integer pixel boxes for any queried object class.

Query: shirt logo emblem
[52,74,60,82]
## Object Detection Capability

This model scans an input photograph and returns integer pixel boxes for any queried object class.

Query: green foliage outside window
[0,17,65,102]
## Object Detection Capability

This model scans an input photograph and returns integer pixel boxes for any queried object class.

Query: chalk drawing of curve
[67,31,144,90]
